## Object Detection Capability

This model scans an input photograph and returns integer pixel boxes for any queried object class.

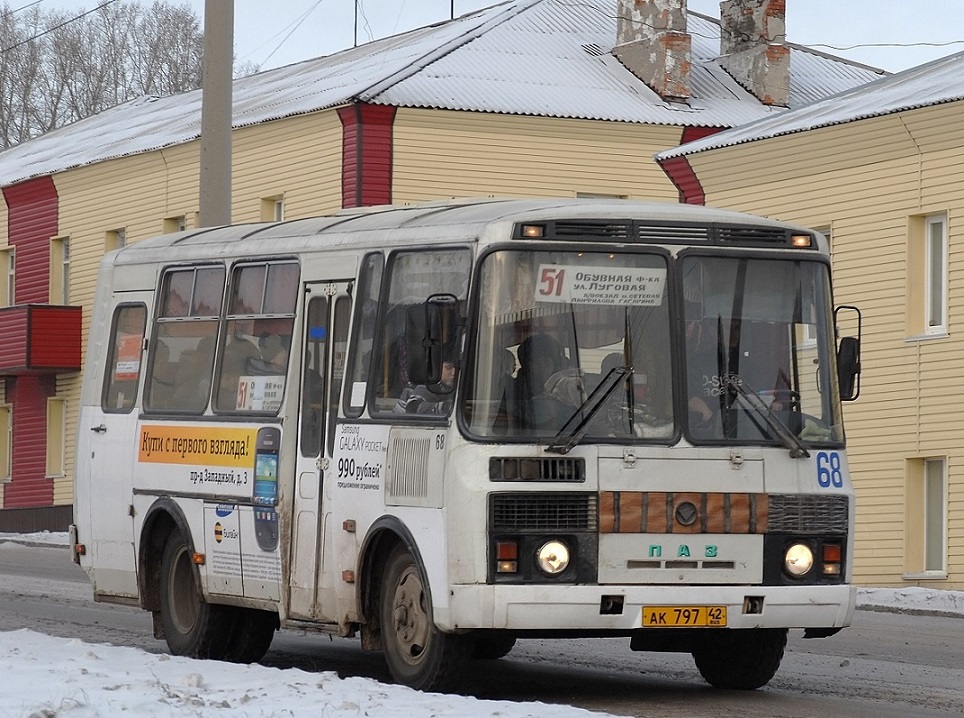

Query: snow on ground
[1,531,962,717]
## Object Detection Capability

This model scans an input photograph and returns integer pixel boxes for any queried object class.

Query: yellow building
[0,0,880,530]
[657,51,964,590]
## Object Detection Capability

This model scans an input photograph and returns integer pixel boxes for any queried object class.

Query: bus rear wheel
[222,607,277,664]
[379,545,473,691]
[692,628,787,690]
[159,531,233,659]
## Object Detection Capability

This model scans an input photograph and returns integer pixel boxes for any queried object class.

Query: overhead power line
[1,0,121,54]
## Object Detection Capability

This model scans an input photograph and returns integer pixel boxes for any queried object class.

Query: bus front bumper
[441,583,856,632]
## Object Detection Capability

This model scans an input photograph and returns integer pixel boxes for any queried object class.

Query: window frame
[923,457,947,573]
[924,214,948,335]
[50,236,70,305]
[343,252,385,419]
[212,259,300,415]
[102,303,149,413]
[145,266,225,414]
[0,403,11,482]
[1,246,14,307]
[45,397,66,478]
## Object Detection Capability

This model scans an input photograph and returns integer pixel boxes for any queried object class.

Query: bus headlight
[536,540,570,576]
[783,542,814,577]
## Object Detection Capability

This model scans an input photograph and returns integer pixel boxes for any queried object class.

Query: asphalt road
[2,542,962,717]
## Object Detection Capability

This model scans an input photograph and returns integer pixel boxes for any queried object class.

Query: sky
[16,0,964,75]
[2,532,964,716]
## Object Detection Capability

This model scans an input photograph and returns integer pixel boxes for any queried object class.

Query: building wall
[39,110,345,520]
[686,101,964,589]
[393,109,682,202]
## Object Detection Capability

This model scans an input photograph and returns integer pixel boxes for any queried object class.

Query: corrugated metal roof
[657,50,964,160]
[0,0,884,188]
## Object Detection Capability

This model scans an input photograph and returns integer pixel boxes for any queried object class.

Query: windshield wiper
[724,374,810,459]
[545,366,631,455]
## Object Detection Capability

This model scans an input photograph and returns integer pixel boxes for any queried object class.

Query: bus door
[289,281,352,620]
[77,294,150,598]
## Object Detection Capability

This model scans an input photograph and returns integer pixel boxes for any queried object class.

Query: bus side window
[372,248,471,416]
[343,252,384,418]
[214,261,298,413]
[146,266,225,413]
[102,304,147,412]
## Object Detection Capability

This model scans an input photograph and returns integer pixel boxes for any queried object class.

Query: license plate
[642,605,727,627]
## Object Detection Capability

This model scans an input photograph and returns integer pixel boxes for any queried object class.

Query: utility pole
[198,0,234,227]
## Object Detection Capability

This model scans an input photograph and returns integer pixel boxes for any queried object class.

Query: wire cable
[1,0,121,54]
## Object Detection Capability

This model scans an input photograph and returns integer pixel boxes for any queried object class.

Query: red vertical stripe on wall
[3,176,59,509]
[3,176,58,304]
[4,375,55,507]
[680,126,723,145]
[338,103,396,208]
[658,126,726,205]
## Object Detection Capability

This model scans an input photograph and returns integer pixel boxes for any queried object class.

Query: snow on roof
[0,0,883,188]
[657,50,964,160]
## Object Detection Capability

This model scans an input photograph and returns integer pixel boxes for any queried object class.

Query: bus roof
[110,198,819,266]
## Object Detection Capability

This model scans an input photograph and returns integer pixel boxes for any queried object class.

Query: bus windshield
[463,248,844,448]
[682,254,843,447]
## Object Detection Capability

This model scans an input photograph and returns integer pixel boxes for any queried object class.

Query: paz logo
[214,522,224,543]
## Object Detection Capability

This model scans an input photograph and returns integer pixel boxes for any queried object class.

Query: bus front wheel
[159,531,232,659]
[692,628,787,690]
[379,545,473,691]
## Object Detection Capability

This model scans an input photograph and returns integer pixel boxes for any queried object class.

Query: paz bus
[71,198,861,692]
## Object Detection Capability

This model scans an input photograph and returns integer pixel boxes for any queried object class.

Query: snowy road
[2,541,963,717]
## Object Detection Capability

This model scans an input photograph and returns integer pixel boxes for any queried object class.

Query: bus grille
[767,494,849,535]
[489,457,585,482]
[387,436,430,499]
[490,493,598,532]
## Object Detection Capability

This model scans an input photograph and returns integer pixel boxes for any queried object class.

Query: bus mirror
[406,293,460,390]
[834,304,861,402]
[837,336,860,401]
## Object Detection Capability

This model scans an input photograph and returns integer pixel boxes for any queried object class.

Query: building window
[1,247,14,307]
[0,404,10,481]
[164,215,187,234]
[923,458,946,572]
[45,398,66,478]
[261,196,285,222]
[50,236,70,304]
[106,228,126,251]
[924,215,947,334]
[905,457,947,577]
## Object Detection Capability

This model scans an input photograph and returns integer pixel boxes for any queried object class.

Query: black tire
[158,531,234,659]
[472,632,516,660]
[692,628,787,690]
[222,607,278,664]
[379,545,474,691]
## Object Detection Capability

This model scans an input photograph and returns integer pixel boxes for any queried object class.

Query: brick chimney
[614,0,692,102]
[719,0,789,107]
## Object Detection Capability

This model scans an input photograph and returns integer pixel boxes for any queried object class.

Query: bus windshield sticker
[535,265,666,306]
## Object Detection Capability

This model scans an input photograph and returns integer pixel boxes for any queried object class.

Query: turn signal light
[496,541,519,573]
[192,552,205,565]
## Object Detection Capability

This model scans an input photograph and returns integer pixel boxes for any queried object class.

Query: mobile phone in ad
[253,427,280,551]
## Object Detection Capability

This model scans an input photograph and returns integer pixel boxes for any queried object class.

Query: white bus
[72,198,861,692]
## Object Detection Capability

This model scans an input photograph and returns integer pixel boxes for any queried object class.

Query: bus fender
[356,515,429,651]
[137,497,195,615]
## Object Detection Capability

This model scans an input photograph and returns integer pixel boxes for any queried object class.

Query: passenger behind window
[172,335,215,410]
[217,321,260,408]
[510,333,584,429]
[394,345,458,416]
[246,333,290,375]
